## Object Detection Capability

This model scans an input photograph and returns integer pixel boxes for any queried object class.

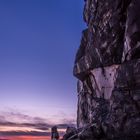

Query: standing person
[51,126,59,140]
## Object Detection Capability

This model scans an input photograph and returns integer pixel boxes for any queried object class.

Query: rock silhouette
[62,127,77,140]
[51,126,59,140]
[70,0,140,140]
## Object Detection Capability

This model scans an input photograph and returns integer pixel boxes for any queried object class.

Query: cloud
[0,116,6,123]
[35,126,49,131]
[0,111,48,124]
[0,121,50,131]
[57,123,76,129]
[60,118,76,126]
[0,110,76,137]
[0,120,75,132]
[0,131,50,136]
[33,117,47,123]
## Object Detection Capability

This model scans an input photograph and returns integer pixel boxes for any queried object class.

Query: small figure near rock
[51,126,59,140]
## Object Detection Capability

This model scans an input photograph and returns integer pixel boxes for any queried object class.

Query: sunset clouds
[0,110,75,139]
[0,112,50,138]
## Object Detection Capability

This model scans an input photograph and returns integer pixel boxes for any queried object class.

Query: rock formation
[63,127,78,140]
[71,0,140,139]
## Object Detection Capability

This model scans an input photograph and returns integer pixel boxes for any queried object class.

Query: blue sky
[0,0,85,136]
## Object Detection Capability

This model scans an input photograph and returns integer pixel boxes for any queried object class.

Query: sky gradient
[0,0,85,139]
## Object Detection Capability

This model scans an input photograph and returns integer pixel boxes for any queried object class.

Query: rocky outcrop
[62,127,78,140]
[72,0,140,140]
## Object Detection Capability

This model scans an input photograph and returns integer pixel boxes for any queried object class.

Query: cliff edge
[72,0,140,139]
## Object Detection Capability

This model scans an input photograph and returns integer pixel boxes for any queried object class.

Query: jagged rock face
[73,0,140,81]
[73,0,140,140]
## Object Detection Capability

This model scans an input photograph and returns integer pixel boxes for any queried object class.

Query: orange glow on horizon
[0,136,50,140]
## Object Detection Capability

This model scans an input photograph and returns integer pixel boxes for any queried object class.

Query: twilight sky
[0,0,85,139]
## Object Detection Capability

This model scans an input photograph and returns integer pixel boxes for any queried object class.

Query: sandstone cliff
[71,0,140,139]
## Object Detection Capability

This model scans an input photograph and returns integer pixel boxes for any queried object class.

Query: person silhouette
[51,126,59,140]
